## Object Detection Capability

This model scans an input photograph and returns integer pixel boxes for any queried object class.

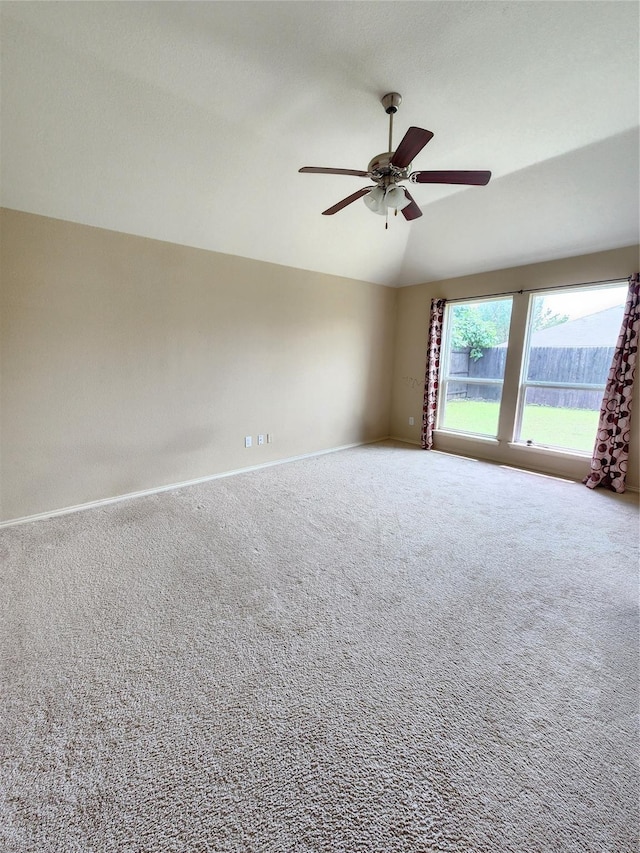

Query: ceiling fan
[299,93,491,225]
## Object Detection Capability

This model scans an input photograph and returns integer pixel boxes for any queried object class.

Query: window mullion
[497,293,529,444]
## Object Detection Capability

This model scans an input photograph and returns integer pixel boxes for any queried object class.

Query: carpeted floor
[1,441,638,852]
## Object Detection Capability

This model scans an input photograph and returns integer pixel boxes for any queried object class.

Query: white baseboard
[388,435,422,447]
[3,436,634,529]
[388,437,640,494]
[0,437,391,530]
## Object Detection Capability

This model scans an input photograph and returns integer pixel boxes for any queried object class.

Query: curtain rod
[444,276,630,304]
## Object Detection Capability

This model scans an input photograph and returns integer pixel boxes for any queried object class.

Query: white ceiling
[1,1,638,286]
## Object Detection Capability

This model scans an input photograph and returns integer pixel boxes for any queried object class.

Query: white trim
[522,380,606,392]
[388,436,421,446]
[434,429,500,445]
[507,441,591,459]
[0,437,390,529]
[3,435,634,528]
[442,377,505,387]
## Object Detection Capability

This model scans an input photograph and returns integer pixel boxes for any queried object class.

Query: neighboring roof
[1,2,638,286]
[528,306,624,348]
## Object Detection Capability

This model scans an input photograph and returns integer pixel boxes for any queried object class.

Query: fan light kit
[299,92,491,227]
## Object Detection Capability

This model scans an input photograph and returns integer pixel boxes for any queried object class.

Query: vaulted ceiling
[1,1,638,286]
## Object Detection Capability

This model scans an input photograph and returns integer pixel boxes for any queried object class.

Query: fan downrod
[381,92,402,155]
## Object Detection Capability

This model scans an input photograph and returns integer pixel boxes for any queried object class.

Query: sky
[540,282,628,320]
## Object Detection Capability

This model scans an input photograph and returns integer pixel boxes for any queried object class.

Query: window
[514,283,628,453]
[435,281,628,456]
[437,297,513,438]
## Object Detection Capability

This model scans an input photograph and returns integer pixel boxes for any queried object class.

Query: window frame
[436,295,513,440]
[512,281,626,454]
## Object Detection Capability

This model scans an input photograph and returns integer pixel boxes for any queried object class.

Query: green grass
[442,399,599,452]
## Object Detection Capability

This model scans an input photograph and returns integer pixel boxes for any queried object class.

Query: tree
[451,298,568,360]
[474,300,511,344]
[450,306,498,360]
[532,300,569,332]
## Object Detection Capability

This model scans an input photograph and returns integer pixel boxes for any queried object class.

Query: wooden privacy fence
[449,347,613,409]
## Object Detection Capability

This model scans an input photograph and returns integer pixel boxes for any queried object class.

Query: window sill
[507,442,591,460]
[434,432,592,460]
[434,429,500,446]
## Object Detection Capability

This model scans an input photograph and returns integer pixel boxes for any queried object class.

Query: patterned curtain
[421,298,446,449]
[584,274,640,493]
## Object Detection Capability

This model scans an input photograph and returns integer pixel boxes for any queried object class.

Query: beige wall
[2,208,637,523]
[0,209,397,521]
[390,244,640,489]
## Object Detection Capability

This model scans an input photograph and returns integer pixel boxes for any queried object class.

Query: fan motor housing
[367,152,410,183]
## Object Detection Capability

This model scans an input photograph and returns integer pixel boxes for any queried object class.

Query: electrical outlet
[258,434,265,445]
[245,436,252,448]
[266,434,272,443]
[409,417,414,426]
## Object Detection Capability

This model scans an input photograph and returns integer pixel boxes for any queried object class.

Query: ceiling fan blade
[410,170,491,186]
[391,127,434,168]
[401,190,422,221]
[299,167,369,177]
[322,187,374,215]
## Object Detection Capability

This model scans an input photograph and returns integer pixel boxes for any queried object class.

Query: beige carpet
[1,441,638,852]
